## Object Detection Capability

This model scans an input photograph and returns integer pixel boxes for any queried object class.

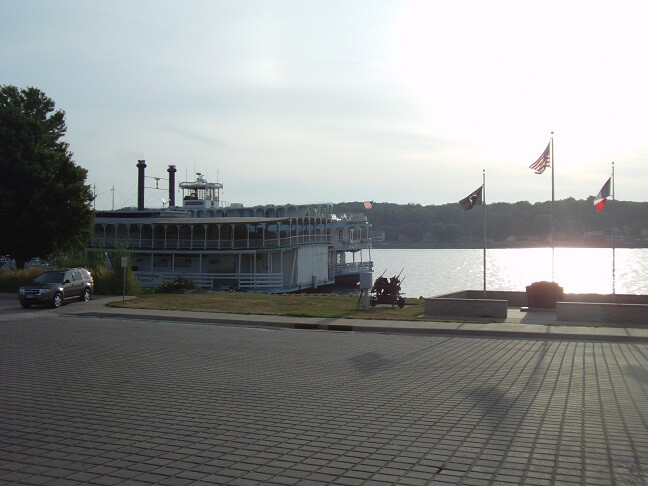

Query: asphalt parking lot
[1,309,647,485]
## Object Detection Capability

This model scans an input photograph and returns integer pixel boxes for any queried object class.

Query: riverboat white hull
[88,162,372,292]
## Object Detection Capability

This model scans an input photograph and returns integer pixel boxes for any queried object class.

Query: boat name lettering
[135,272,163,286]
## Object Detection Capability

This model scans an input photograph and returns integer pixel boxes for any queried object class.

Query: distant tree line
[332,199,648,247]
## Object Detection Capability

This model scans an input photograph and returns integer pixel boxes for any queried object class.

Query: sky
[2,0,647,210]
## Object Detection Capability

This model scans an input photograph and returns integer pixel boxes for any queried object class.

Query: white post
[550,131,555,282]
[483,170,487,296]
[612,162,616,295]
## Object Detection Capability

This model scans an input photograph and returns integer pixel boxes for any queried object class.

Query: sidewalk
[3,293,648,485]
[60,295,648,342]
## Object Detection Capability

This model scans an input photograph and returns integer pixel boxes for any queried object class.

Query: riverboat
[87,161,372,292]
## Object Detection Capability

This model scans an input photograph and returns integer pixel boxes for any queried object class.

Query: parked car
[18,268,94,308]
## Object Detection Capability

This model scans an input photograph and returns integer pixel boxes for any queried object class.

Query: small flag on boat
[459,185,483,210]
[529,143,551,174]
[593,177,611,212]
[363,201,373,210]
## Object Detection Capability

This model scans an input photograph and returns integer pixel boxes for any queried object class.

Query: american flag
[529,143,550,174]
[363,201,373,210]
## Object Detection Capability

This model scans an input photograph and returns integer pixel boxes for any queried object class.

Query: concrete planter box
[424,297,507,319]
[436,290,527,307]
[557,301,648,326]
[563,293,648,304]
[425,290,648,324]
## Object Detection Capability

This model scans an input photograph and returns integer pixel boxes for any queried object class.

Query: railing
[335,261,373,275]
[137,271,284,290]
[91,235,332,250]
[236,273,284,289]
[332,238,372,251]
[334,214,368,222]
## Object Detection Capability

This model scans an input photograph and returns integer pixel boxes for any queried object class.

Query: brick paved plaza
[1,315,647,485]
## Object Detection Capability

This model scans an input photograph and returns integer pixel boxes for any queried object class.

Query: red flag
[593,177,611,212]
[529,143,550,174]
[363,201,373,210]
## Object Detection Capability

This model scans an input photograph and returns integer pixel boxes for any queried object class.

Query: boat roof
[95,216,299,225]
[178,172,222,190]
[179,181,223,189]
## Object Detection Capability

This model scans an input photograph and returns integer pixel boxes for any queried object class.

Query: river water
[363,248,648,298]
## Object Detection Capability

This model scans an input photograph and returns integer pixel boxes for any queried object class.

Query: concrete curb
[6,292,647,343]
[70,310,648,343]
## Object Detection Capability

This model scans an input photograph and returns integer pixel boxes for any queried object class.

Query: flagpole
[550,131,555,282]
[612,162,616,295]
[483,170,486,296]
[368,201,372,264]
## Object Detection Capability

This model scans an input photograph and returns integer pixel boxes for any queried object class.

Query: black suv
[18,268,94,308]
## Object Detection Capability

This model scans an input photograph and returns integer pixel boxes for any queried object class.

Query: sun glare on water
[488,248,635,294]
[372,248,647,298]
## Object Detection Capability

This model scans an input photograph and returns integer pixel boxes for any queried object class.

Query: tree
[442,223,463,242]
[533,214,552,238]
[399,222,421,241]
[430,222,445,241]
[0,85,93,268]
[332,198,648,247]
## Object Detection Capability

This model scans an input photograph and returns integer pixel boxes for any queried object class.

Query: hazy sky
[3,0,647,210]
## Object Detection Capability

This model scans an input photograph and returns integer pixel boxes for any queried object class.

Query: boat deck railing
[335,261,373,275]
[333,238,372,251]
[135,271,284,290]
[91,235,331,250]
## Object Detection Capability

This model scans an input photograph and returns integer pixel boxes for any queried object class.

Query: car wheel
[51,293,63,308]
[20,301,32,309]
[80,288,91,302]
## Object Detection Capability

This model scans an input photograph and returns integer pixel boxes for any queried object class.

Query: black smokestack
[137,160,146,211]
[167,165,176,207]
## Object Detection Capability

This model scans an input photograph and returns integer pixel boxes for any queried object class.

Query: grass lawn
[108,292,426,320]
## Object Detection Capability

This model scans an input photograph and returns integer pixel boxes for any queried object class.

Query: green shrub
[92,267,141,296]
[0,257,143,296]
[0,268,43,292]
[50,250,87,269]
[86,247,141,296]
[85,251,107,272]
[156,277,199,294]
